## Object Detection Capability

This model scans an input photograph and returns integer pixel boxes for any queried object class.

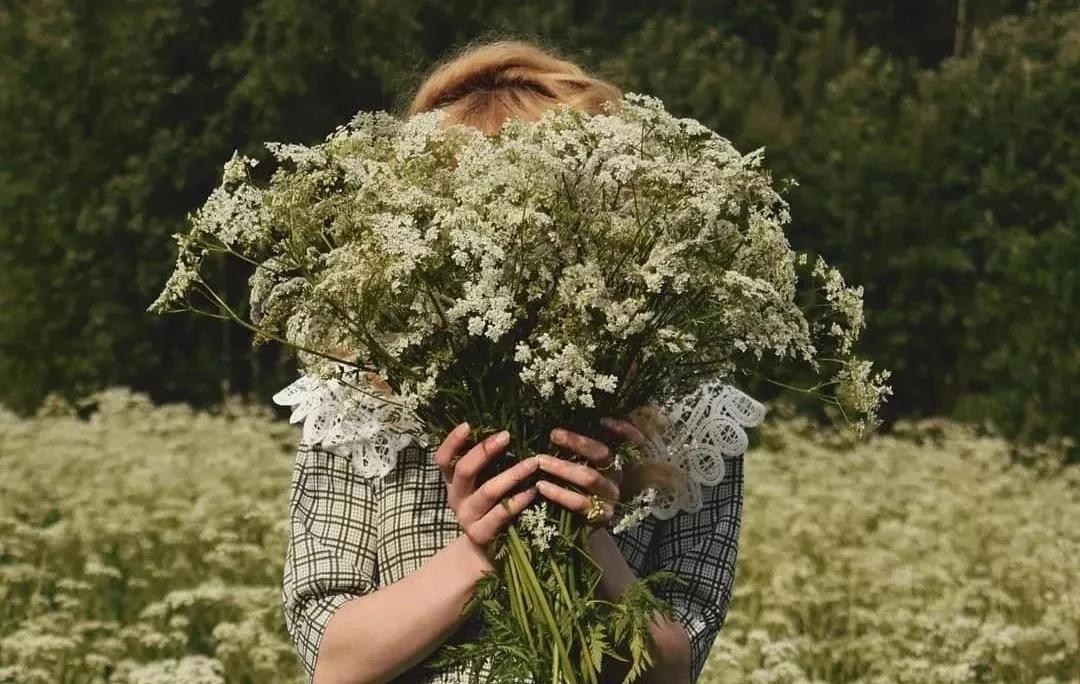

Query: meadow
[1,390,1076,683]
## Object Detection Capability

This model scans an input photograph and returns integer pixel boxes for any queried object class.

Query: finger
[450,430,510,498]
[468,487,538,546]
[535,454,619,500]
[461,456,540,521]
[536,481,614,523]
[434,422,471,484]
[550,428,612,466]
[600,416,649,449]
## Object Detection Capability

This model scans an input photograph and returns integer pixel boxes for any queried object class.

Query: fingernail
[551,428,565,443]
[536,480,551,492]
[535,454,548,467]
[457,421,470,435]
[493,430,510,446]
[600,417,617,428]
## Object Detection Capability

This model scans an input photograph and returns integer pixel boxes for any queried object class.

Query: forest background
[2,0,1077,452]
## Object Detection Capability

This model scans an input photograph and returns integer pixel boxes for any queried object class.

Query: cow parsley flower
[515,334,618,407]
[519,501,559,552]
[153,91,890,460]
[813,256,866,355]
[836,358,893,435]
[612,488,658,535]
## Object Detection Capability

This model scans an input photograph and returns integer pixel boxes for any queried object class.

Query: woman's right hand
[434,423,539,551]
[310,425,539,684]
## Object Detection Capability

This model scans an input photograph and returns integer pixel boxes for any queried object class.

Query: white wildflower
[264,141,327,170]
[123,656,225,684]
[604,297,650,339]
[612,488,657,535]
[221,149,258,184]
[836,358,894,435]
[515,334,618,407]
[147,232,203,313]
[813,255,865,355]
[152,91,890,447]
[519,501,559,552]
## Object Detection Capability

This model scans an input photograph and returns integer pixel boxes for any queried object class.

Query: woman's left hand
[534,418,638,530]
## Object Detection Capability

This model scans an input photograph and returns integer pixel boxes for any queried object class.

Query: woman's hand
[312,425,539,684]
[534,422,628,530]
[540,418,693,684]
[434,423,539,551]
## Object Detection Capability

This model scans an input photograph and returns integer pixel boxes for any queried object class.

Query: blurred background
[2,0,1077,450]
[1,2,1077,683]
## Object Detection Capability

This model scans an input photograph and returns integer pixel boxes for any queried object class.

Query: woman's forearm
[587,529,693,684]
[313,534,492,684]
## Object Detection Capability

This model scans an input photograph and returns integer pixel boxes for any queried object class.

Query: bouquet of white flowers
[150,94,890,683]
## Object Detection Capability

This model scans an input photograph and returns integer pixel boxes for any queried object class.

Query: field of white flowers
[1,389,1076,683]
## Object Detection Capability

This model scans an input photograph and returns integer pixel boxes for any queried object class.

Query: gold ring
[585,493,606,524]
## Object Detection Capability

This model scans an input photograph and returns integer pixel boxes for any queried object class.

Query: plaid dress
[282,438,744,683]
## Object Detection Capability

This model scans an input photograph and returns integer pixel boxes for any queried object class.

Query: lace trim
[272,367,422,479]
[630,382,766,520]
[273,372,764,515]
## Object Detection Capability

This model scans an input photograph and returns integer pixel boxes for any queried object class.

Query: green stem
[552,639,560,683]
[507,528,579,684]
[506,552,536,652]
[192,285,380,380]
[564,510,579,601]
[549,557,598,684]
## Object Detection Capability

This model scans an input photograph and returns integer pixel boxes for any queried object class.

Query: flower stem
[505,548,536,652]
[549,556,598,684]
[507,527,579,684]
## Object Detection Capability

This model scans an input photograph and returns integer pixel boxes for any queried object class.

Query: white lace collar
[272,369,424,479]
[273,374,764,518]
[636,380,765,519]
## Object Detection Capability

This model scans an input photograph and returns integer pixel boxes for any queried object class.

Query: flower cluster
[4,395,1073,683]
[150,94,887,438]
[811,255,865,356]
[612,488,657,535]
[701,416,1079,684]
[514,336,618,408]
[519,501,560,552]
[147,93,893,683]
[0,390,301,683]
[835,358,894,435]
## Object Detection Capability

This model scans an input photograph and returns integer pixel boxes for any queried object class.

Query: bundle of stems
[416,383,682,682]
[433,455,681,684]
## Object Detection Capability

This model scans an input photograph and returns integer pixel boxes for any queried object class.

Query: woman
[281,40,749,684]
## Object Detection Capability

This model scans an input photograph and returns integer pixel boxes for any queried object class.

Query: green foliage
[607,572,685,683]
[0,0,434,413]
[432,518,678,684]
[785,7,1080,445]
[1,1,1076,449]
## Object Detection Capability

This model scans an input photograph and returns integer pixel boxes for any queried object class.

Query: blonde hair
[408,40,621,134]
[407,40,681,500]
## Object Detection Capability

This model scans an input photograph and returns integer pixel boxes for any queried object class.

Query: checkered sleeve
[648,452,744,682]
[282,445,380,680]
